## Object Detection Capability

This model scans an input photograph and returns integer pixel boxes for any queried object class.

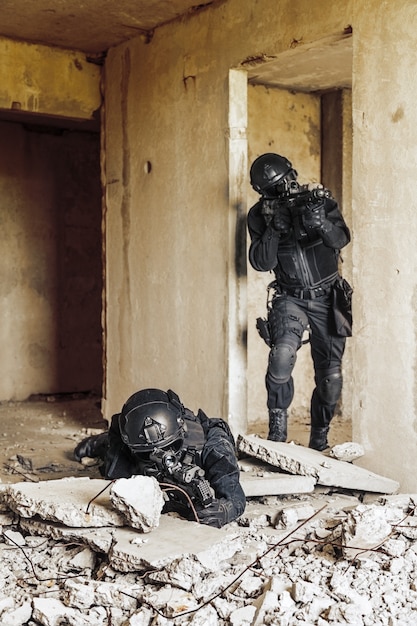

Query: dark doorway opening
[0,115,102,401]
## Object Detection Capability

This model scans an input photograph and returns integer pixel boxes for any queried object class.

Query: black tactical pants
[266,293,346,429]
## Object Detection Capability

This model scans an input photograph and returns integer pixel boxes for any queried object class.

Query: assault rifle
[148,447,214,514]
[261,182,332,240]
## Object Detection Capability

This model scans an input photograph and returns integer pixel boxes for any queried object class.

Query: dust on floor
[0,393,107,483]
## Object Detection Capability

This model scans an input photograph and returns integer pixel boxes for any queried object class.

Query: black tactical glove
[273,207,292,233]
[74,433,109,462]
[302,205,331,233]
[262,200,291,234]
[196,498,235,528]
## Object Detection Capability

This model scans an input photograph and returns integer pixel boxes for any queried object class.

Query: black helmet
[118,388,187,453]
[250,153,297,194]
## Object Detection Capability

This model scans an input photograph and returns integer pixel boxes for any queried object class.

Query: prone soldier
[74,388,246,528]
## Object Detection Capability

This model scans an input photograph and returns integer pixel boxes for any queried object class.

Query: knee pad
[268,343,297,384]
[317,371,343,405]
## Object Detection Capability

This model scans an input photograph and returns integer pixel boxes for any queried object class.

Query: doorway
[228,31,353,439]
[0,116,103,401]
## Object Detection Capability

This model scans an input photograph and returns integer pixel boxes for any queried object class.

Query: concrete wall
[0,38,103,400]
[102,0,353,423]
[0,37,101,123]
[352,0,417,489]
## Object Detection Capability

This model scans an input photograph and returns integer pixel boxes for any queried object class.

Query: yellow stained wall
[0,37,101,121]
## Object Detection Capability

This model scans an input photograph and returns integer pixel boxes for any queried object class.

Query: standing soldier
[247,153,352,451]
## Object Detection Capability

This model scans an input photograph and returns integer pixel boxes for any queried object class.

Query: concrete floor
[0,393,107,484]
[0,394,352,484]
[248,410,352,448]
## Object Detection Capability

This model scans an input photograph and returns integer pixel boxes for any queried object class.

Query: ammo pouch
[332,277,353,337]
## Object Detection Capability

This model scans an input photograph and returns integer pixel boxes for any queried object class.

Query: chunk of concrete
[32,597,108,626]
[63,577,139,611]
[330,442,365,462]
[109,476,164,532]
[341,502,405,559]
[237,435,399,494]
[1,477,126,527]
[239,457,315,496]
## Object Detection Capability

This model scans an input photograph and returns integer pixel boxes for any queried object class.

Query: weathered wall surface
[0,37,101,122]
[103,0,352,421]
[352,0,417,489]
[0,121,102,400]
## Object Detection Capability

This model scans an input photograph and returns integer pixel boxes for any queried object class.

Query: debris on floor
[1,433,417,626]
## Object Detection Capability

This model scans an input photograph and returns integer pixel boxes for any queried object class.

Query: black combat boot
[309,427,329,451]
[268,408,288,442]
[74,432,109,462]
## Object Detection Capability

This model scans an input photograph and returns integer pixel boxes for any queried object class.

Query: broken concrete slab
[0,477,126,527]
[19,516,116,553]
[108,515,241,572]
[20,510,241,574]
[109,476,164,532]
[239,457,315,496]
[237,434,400,494]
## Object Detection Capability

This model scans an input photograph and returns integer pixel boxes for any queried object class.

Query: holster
[256,317,272,347]
[332,277,353,337]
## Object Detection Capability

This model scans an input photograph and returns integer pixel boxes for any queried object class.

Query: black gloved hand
[196,498,235,528]
[262,200,291,234]
[302,205,331,232]
[273,207,292,233]
[74,433,108,462]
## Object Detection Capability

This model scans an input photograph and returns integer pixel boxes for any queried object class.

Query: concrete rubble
[2,438,417,625]
[237,434,400,493]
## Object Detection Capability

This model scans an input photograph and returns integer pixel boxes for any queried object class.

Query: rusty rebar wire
[85,480,115,514]
[3,464,38,482]
[1,531,88,583]
[158,482,200,523]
